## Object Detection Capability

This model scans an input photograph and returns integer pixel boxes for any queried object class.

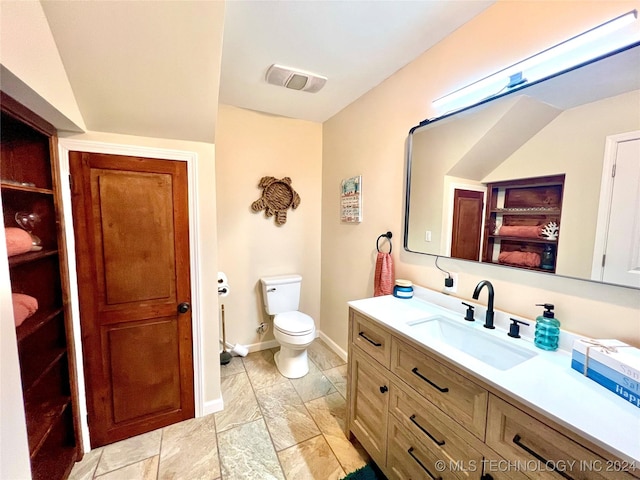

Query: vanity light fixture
[432,9,638,113]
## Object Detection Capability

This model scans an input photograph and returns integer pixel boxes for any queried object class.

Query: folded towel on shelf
[498,251,541,268]
[5,228,33,257]
[12,293,38,327]
[374,252,394,296]
[497,225,542,238]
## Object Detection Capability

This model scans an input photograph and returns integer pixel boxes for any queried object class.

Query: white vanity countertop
[348,289,640,464]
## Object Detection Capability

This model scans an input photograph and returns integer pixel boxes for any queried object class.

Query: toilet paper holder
[218,271,230,296]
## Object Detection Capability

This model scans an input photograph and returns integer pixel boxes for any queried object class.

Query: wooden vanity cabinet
[351,310,392,368]
[486,395,637,480]
[348,347,390,468]
[387,381,485,480]
[347,308,639,480]
[390,337,488,440]
[1,93,82,480]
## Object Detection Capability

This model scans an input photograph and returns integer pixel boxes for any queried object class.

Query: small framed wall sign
[341,175,362,223]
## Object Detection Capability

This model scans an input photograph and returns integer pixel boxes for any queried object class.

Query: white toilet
[260,274,316,378]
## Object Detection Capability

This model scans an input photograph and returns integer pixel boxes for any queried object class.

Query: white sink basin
[407,316,537,370]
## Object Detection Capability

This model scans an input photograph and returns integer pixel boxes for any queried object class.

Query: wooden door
[451,189,483,261]
[69,151,194,447]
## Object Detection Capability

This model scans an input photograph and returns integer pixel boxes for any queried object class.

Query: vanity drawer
[481,449,532,480]
[387,415,483,480]
[390,337,488,440]
[486,395,638,480]
[389,381,484,479]
[351,310,392,368]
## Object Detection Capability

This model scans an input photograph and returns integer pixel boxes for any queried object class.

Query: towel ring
[376,231,393,254]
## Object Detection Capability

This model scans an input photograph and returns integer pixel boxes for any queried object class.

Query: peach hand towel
[374,252,394,296]
[5,228,33,257]
[498,251,541,268]
[12,293,38,327]
[497,225,542,238]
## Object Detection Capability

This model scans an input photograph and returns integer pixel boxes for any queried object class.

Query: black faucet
[472,280,495,329]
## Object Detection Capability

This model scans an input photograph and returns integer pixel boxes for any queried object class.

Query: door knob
[178,302,190,314]
[379,385,388,394]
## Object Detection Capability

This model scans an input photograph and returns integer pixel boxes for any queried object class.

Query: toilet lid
[274,311,315,335]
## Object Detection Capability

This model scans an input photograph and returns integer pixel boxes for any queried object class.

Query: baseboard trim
[236,332,346,361]
[245,339,279,352]
[202,396,224,416]
[317,331,347,362]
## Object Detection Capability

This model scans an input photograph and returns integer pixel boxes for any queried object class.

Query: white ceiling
[41,0,494,143]
[219,0,494,123]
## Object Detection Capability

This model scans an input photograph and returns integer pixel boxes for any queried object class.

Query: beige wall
[322,0,640,352]
[215,105,322,349]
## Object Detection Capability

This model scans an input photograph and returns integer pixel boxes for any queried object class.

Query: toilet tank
[260,274,302,315]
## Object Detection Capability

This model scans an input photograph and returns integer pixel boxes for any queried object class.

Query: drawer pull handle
[409,414,445,446]
[379,385,388,394]
[407,447,442,480]
[358,331,382,347]
[512,435,574,480]
[411,367,449,392]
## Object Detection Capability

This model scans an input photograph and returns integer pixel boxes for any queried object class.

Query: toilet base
[274,347,309,379]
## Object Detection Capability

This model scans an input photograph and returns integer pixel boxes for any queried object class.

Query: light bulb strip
[433,10,638,111]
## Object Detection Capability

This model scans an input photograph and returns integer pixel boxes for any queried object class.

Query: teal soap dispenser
[534,303,560,351]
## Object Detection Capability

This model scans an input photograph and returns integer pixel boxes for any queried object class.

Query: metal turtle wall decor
[251,176,301,225]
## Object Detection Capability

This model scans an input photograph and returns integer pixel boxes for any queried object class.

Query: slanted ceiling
[41,1,225,143]
[39,1,495,142]
[446,96,562,181]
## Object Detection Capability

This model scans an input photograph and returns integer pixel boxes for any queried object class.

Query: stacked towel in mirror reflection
[498,251,541,268]
[218,271,230,297]
[496,225,542,238]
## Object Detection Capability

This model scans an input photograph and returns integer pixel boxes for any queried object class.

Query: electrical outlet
[425,230,432,242]
[444,272,458,293]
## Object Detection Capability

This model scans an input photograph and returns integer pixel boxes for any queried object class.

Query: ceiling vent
[265,64,327,93]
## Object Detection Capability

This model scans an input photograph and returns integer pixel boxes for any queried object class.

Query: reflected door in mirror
[451,189,484,261]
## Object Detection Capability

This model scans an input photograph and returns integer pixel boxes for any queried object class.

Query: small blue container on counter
[393,279,413,299]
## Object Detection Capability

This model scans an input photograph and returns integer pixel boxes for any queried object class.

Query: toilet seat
[274,311,315,336]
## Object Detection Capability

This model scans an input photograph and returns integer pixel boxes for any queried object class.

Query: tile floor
[69,339,370,480]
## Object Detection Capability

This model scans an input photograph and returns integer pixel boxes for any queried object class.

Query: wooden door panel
[70,151,194,447]
[451,189,483,261]
[108,317,181,423]
[93,169,176,307]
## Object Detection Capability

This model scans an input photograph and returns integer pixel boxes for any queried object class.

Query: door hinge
[602,254,606,267]
[69,174,73,190]
[612,163,616,177]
